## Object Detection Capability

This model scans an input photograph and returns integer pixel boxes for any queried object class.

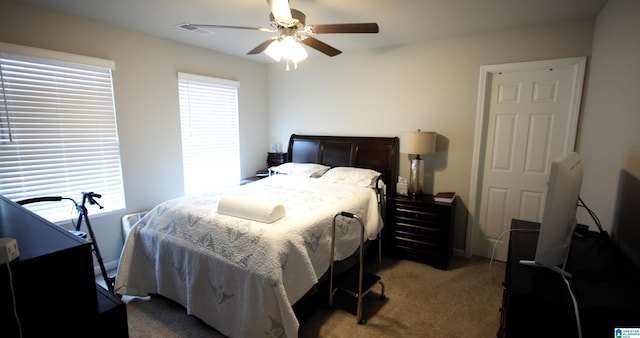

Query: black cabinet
[0,194,128,337]
[96,285,129,337]
[386,195,456,270]
[500,219,640,337]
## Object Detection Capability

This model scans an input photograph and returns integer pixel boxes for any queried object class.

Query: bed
[115,134,399,337]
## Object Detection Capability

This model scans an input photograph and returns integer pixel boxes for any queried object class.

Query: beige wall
[267,20,595,253]
[577,0,640,262]
[0,0,269,265]
[5,0,635,264]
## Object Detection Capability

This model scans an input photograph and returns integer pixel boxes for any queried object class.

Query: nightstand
[267,152,288,167]
[386,195,456,270]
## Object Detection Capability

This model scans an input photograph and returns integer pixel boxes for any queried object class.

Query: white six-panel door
[468,57,586,261]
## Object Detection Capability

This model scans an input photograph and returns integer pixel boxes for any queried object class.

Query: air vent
[175,23,211,36]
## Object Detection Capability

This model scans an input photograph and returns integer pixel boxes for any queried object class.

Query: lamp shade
[400,131,437,155]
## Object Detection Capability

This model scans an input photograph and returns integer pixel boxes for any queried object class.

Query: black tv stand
[0,194,128,337]
[499,219,640,337]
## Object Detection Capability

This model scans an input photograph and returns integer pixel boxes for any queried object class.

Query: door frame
[465,57,587,257]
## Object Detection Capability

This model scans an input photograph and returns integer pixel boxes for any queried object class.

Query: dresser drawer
[395,199,447,217]
[393,221,441,244]
[395,236,439,253]
[394,209,442,228]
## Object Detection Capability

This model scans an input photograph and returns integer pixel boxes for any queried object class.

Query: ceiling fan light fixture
[281,36,307,63]
[265,35,308,68]
[264,40,282,62]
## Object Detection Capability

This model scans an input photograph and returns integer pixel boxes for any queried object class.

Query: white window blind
[178,72,240,195]
[0,49,125,223]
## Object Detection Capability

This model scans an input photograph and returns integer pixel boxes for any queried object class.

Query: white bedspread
[115,175,382,338]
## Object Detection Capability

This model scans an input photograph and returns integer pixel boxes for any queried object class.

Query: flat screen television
[520,152,583,278]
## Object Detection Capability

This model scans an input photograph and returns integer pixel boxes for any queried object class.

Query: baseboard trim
[94,259,119,276]
[452,248,465,257]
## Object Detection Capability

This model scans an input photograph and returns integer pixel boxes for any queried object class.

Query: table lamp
[400,130,437,197]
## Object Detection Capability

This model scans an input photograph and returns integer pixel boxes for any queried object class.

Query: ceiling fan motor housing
[270,8,306,29]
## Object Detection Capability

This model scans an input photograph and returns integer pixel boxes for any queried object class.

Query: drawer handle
[396,208,438,217]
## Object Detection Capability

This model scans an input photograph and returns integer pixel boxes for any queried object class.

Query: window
[178,72,240,195]
[0,43,125,222]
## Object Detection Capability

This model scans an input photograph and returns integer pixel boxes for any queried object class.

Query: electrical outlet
[0,238,19,264]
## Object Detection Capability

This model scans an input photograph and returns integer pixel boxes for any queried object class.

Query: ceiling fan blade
[266,0,293,25]
[307,23,379,34]
[247,39,276,55]
[300,37,342,57]
[191,24,269,31]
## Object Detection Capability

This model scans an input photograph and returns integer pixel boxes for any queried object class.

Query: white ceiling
[24,0,608,63]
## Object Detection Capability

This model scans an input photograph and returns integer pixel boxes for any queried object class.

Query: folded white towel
[217,195,286,223]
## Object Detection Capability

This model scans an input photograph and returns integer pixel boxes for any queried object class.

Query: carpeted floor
[122,255,506,337]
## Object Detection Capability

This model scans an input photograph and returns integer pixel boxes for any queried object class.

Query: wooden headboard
[287,134,400,196]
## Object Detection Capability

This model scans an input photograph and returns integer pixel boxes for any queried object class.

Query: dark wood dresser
[0,194,128,337]
[386,195,456,270]
[500,219,640,337]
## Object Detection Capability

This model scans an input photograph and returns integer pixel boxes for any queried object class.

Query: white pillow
[270,162,331,178]
[217,195,285,223]
[318,167,382,187]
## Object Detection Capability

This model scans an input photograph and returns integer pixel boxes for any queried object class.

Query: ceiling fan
[188,0,379,63]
